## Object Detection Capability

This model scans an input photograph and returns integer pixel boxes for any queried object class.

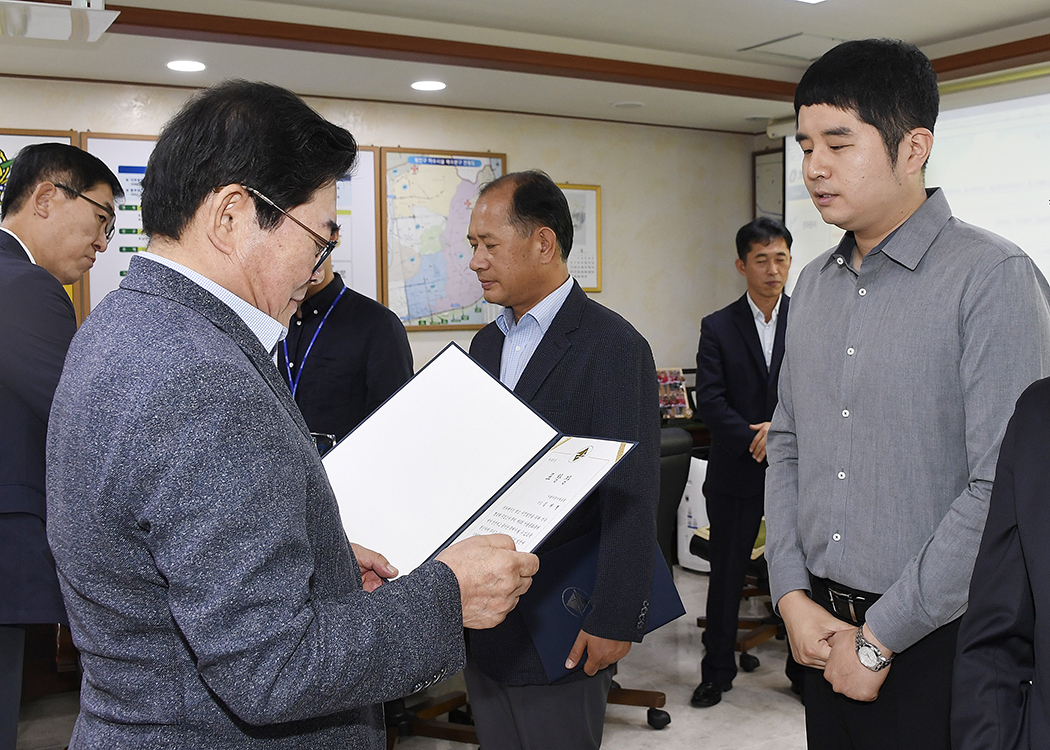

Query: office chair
[691,520,782,672]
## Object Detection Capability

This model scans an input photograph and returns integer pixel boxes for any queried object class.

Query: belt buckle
[827,588,864,622]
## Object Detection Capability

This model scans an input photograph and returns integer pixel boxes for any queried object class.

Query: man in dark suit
[691,217,793,708]
[279,255,413,447]
[45,81,537,750]
[0,143,121,750]
[952,380,1050,749]
[465,171,659,750]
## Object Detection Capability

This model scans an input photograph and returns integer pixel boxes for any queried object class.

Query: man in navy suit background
[691,217,793,708]
[466,171,659,749]
[0,143,121,750]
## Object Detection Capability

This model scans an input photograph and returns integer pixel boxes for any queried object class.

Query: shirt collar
[0,227,36,264]
[496,275,575,336]
[822,188,951,274]
[140,252,288,354]
[745,290,782,324]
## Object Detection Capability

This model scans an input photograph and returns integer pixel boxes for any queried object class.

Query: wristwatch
[855,627,893,671]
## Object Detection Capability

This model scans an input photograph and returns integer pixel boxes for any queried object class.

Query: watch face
[858,645,879,669]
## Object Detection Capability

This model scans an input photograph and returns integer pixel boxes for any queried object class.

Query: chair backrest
[657,427,693,570]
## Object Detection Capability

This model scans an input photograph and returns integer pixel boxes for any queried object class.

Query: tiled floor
[17,566,806,749]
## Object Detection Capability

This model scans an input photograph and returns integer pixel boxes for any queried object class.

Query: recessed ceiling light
[411,80,446,91]
[612,101,645,109]
[167,60,206,72]
[792,0,827,4]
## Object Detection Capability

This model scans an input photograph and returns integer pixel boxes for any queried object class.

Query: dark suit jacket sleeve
[694,314,758,459]
[363,307,414,416]
[0,266,76,425]
[952,389,1039,750]
[138,362,463,725]
[582,329,660,643]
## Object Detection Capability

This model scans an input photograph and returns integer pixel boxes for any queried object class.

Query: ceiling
[2,0,1050,133]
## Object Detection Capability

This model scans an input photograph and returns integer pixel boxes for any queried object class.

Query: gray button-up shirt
[766,188,1050,653]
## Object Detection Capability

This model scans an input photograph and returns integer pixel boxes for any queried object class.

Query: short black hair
[794,39,939,168]
[141,80,357,240]
[736,217,792,262]
[479,170,573,261]
[1,143,123,219]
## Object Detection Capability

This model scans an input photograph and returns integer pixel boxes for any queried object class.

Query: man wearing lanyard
[278,254,412,449]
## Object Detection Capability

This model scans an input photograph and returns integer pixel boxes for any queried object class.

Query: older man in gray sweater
[46,81,537,750]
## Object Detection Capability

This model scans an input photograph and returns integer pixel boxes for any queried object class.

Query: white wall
[0,76,754,368]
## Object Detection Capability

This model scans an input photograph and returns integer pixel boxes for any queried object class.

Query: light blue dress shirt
[496,275,574,389]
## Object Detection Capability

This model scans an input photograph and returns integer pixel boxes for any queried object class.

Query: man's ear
[30,182,59,219]
[735,257,747,277]
[206,185,253,257]
[536,226,560,264]
[901,128,934,177]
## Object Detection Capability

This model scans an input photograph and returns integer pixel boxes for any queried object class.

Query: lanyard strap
[283,285,347,398]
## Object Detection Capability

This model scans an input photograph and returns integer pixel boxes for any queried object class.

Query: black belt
[809,575,881,625]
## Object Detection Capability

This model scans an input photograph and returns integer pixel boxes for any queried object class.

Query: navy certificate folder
[518,529,685,682]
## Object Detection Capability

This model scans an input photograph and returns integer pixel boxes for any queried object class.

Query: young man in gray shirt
[765,38,1050,749]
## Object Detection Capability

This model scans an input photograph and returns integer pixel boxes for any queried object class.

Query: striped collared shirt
[496,275,574,390]
[140,253,287,355]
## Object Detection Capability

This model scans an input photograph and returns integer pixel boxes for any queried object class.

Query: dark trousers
[464,660,614,750]
[701,488,765,686]
[805,577,959,750]
[0,626,24,750]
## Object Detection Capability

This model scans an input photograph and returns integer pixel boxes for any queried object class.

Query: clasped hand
[778,590,889,701]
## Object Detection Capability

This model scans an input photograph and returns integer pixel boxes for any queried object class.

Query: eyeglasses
[243,186,337,275]
[54,183,116,241]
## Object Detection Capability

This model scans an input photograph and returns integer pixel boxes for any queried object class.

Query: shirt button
[836,257,844,266]
[842,409,850,418]
[858,288,867,296]
[832,533,842,542]
[837,471,846,480]
[515,346,522,351]
[847,347,855,356]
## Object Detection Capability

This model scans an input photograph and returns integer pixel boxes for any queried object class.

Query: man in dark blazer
[279,255,413,446]
[691,217,792,708]
[952,379,1050,749]
[45,81,537,750]
[465,171,659,750]
[0,143,121,750]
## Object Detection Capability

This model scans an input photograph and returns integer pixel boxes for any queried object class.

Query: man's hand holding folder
[436,534,540,628]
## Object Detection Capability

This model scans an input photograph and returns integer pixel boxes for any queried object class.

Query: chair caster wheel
[647,707,671,729]
[740,652,760,672]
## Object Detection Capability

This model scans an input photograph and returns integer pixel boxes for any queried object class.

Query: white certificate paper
[452,436,631,552]
[322,344,634,574]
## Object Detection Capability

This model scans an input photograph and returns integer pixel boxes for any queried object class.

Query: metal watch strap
[855,627,893,672]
